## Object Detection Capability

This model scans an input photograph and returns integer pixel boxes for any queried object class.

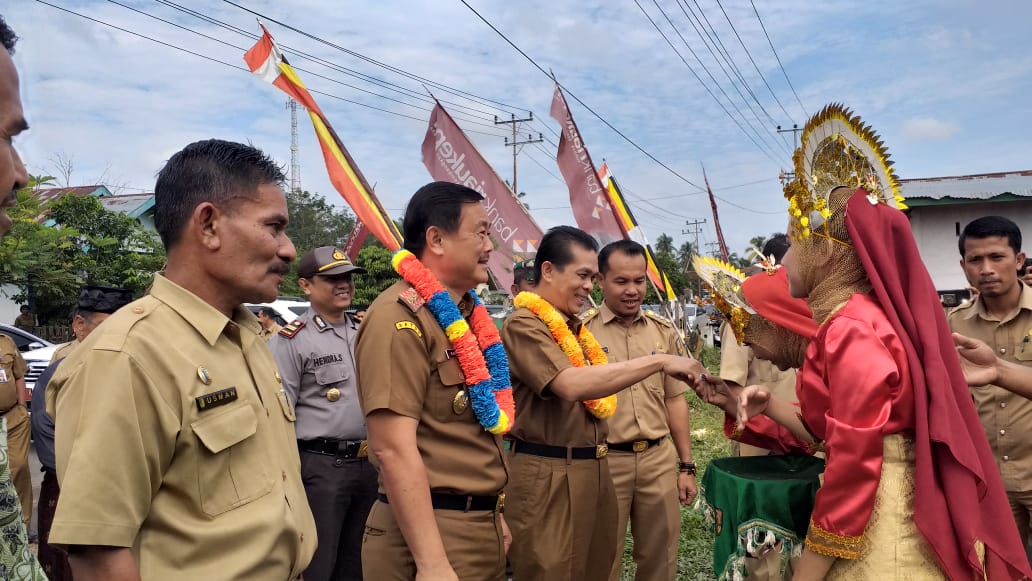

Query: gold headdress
[692,255,754,343]
[783,103,906,240]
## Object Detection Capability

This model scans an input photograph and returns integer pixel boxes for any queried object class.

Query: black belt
[377,492,505,513]
[607,437,664,453]
[298,438,368,459]
[511,439,608,460]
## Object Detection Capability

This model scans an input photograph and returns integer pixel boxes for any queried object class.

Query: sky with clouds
[7,0,1032,256]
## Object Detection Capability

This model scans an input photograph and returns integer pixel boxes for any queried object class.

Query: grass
[619,345,731,581]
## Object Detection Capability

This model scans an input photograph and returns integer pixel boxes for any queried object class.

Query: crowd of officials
[8,9,1032,581]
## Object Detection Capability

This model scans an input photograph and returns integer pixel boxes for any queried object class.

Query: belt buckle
[495,492,506,513]
[596,444,608,459]
[632,440,648,453]
[357,440,368,458]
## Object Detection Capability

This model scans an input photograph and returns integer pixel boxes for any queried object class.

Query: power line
[457,0,708,193]
[154,0,511,122]
[749,0,807,117]
[635,0,783,164]
[712,0,795,123]
[654,0,790,159]
[36,1,511,140]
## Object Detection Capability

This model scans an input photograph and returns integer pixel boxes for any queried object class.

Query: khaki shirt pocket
[643,345,667,395]
[1016,336,1032,361]
[192,403,274,516]
[431,356,468,422]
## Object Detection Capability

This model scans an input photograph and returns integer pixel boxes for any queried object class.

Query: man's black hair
[761,233,790,263]
[154,139,286,249]
[257,306,277,318]
[0,15,18,54]
[598,239,646,275]
[402,182,484,258]
[534,226,599,282]
[958,216,1022,256]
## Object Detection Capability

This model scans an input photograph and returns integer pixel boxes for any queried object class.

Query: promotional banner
[342,220,368,262]
[550,84,624,245]
[421,102,544,292]
[244,25,402,251]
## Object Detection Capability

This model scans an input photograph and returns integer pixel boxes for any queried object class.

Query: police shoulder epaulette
[278,319,306,339]
[398,287,425,313]
[581,307,599,322]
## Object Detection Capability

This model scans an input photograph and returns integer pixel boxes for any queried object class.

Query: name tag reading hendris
[195,387,238,411]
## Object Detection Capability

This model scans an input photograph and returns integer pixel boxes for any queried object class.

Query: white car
[0,323,57,409]
[245,298,311,326]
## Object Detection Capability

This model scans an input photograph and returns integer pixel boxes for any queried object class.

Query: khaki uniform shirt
[259,322,282,342]
[584,303,689,442]
[949,283,1032,492]
[50,340,77,364]
[718,322,798,403]
[355,280,507,496]
[270,310,364,441]
[47,275,317,579]
[502,307,607,447]
[13,313,34,331]
[0,334,26,411]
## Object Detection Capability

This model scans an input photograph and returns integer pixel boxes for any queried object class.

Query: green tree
[352,244,400,306]
[279,189,358,297]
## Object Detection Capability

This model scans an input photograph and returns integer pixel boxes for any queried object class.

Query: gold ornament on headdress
[747,246,780,276]
[783,103,907,240]
[692,256,754,343]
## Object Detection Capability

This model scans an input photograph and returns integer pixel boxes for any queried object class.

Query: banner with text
[421,102,544,293]
[551,84,623,245]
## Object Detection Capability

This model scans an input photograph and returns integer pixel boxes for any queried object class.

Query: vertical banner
[244,25,402,251]
[421,102,545,293]
[550,84,624,245]
[342,220,368,262]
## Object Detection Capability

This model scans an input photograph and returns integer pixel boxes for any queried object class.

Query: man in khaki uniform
[356,182,509,580]
[257,306,282,341]
[949,216,1032,554]
[585,240,697,581]
[502,226,703,581]
[0,332,30,527]
[47,139,316,580]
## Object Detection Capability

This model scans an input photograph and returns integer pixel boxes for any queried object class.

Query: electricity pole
[682,219,706,260]
[777,124,802,185]
[495,113,542,195]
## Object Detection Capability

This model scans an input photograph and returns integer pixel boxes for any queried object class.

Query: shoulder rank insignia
[278,319,306,339]
[395,321,423,338]
[398,287,425,313]
[644,309,672,326]
[581,308,599,321]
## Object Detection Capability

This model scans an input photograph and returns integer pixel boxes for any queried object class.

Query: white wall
[0,283,25,325]
[909,201,1032,290]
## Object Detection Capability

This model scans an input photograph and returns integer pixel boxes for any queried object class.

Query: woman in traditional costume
[734,104,1030,580]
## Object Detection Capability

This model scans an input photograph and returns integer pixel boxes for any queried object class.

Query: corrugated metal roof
[899,170,1032,200]
[97,193,154,218]
[31,185,108,204]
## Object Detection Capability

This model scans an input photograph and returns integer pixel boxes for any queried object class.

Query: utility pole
[777,124,802,185]
[682,219,707,260]
[287,98,301,194]
[704,241,721,256]
[495,113,542,195]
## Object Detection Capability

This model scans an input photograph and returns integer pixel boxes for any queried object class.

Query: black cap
[78,285,133,314]
[297,246,367,279]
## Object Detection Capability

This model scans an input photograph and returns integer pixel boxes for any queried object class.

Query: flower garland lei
[391,250,515,435]
[513,291,616,419]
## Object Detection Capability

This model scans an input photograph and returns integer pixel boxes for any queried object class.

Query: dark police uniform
[269,249,376,581]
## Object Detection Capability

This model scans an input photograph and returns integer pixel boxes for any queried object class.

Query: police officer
[32,285,133,581]
[0,330,29,528]
[270,246,376,581]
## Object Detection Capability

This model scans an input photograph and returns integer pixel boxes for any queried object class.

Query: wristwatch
[678,460,697,475]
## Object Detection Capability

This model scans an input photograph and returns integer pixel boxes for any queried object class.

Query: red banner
[342,220,368,262]
[550,85,624,245]
[421,102,545,293]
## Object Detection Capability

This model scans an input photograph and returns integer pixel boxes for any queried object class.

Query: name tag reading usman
[195,387,238,411]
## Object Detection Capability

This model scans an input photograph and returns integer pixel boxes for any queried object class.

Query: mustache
[268,261,290,275]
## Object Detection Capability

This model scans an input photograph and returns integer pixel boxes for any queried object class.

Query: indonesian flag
[244,25,402,251]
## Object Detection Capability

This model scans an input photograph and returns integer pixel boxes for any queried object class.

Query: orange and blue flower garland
[392,249,515,435]
[513,291,616,419]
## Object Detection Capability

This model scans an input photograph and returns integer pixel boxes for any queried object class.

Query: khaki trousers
[361,499,505,580]
[4,405,31,528]
[607,439,679,581]
[1006,488,1032,564]
[507,451,619,581]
